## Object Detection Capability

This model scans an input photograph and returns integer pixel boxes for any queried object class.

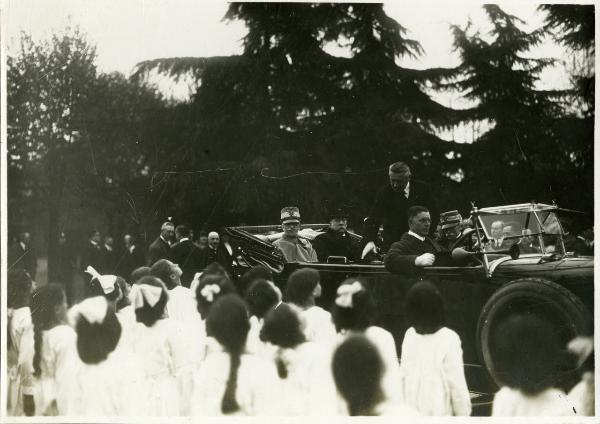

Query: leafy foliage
[8,27,168,263]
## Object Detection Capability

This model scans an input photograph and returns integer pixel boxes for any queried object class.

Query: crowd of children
[6,262,594,417]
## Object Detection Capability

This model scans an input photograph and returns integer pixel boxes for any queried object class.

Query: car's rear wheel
[476,278,590,389]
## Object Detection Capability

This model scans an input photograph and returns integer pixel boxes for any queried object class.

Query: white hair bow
[85,266,117,294]
[68,296,108,325]
[200,284,221,303]
[130,284,163,309]
[335,281,363,308]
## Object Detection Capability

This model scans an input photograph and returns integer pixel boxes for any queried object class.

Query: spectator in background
[170,225,204,288]
[147,221,174,266]
[9,231,37,280]
[81,230,104,275]
[49,232,76,304]
[118,234,146,279]
[199,231,233,274]
[195,231,209,251]
[487,220,510,251]
[102,236,117,274]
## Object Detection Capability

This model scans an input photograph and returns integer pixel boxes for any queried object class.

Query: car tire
[476,277,590,388]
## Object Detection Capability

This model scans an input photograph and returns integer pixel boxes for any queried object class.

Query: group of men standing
[144,222,233,287]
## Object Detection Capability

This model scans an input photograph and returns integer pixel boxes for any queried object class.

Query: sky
[3,1,585,141]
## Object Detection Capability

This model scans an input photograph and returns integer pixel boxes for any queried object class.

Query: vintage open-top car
[224,202,594,397]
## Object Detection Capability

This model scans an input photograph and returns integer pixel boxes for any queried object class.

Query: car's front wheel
[476,277,591,389]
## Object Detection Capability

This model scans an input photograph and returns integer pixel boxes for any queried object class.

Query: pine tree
[132,3,467,225]
[443,5,572,206]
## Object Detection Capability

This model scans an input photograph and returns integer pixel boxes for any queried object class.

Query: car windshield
[479,212,542,239]
[477,211,565,255]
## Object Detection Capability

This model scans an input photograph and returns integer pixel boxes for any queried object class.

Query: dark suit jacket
[364,179,437,249]
[199,246,232,274]
[116,244,146,280]
[102,247,118,274]
[80,241,105,273]
[147,237,171,266]
[312,229,357,262]
[169,239,205,287]
[384,232,450,275]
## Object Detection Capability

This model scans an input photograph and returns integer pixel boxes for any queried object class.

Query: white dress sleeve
[17,317,35,396]
[442,330,472,416]
[165,319,195,415]
[51,326,79,415]
[366,326,402,403]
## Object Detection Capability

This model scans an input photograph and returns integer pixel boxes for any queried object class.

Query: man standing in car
[362,161,436,258]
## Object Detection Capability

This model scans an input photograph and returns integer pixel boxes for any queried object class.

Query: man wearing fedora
[362,161,436,258]
[273,206,318,263]
[312,207,357,262]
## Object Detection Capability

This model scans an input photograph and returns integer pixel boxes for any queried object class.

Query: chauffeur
[273,206,318,263]
[384,205,451,275]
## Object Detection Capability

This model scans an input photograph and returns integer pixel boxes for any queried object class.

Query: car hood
[491,255,594,283]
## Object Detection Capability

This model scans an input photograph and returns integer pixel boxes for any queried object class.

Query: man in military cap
[312,207,357,262]
[273,206,318,263]
[435,210,466,251]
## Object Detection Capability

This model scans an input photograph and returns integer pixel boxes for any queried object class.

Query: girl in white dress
[195,274,238,357]
[63,296,143,416]
[567,336,594,416]
[30,283,79,416]
[191,294,279,416]
[244,278,281,354]
[7,269,35,416]
[285,268,336,344]
[331,279,403,407]
[85,266,137,353]
[151,259,204,373]
[333,334,417,416]
[491,314,577,416]
[130,276,194,416]
[150,259,199,323]
[399,281,471,416]
[259,303,338,415]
